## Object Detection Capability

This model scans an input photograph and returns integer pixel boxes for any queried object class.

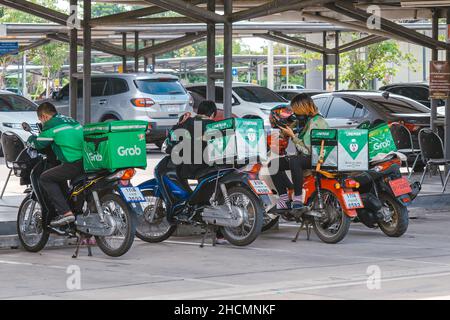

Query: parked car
[5,88,23,96]
[312,91,444,167]
[379,82,446,109]
[40,73,194,148]
[276,89,325,101]
[187,82,288,127]
[0,90,39,156]
[279,84,305,90]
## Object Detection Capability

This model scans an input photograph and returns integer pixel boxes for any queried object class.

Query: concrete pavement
[2,210,450,299]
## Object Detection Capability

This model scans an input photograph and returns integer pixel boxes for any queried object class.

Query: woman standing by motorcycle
[269,93,329,211]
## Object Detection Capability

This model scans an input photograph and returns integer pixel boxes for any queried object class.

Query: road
[1,146,450,300]
[1,208,450,299]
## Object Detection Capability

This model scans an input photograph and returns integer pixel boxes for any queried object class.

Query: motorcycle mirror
[22,122,32,132]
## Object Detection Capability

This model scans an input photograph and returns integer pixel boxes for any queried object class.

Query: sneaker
[276,194,290,210]
[216,238,229,245]
[50,214,75,227]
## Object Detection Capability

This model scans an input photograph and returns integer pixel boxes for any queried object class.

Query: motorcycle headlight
[3,123,23,129]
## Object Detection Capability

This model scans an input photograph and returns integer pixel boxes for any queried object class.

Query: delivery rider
[28,102,84,227]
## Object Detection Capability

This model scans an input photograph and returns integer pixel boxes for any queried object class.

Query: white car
[187,83,288,127]
[0,91,39,156]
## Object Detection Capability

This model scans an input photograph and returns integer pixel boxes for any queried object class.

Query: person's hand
[279,125,295,139]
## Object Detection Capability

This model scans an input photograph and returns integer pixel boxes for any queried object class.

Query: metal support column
[143,40,148,72]
[322,31,327,90]
[69,0,78,120]
[431,9,439,132]
[223,0,232,118]
[152,39,156,72]
[122,33,127,73]
[134,31,139,72]
[335,31,340,91]
[22,52,27,98]
[83,0,91,124]
[206,0,216,101]
[445,8,450,164]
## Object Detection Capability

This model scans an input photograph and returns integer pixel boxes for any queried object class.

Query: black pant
[40,160,84,215]
[269,154,311,196]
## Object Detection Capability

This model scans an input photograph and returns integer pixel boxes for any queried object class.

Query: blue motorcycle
[135,156,269,247]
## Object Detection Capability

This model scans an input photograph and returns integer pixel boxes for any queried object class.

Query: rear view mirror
[22,122,32,132]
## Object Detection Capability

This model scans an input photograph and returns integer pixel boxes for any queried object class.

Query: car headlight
[3,123,23,129]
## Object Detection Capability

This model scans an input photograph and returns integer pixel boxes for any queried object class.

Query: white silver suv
[45,73,193,147]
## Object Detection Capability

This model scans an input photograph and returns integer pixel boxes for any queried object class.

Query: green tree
[340,40,417,89]
[31,42,67,98]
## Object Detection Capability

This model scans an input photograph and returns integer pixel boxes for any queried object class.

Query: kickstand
[72,233,82,258]
[292,220,312,242]
[292,221,305,243]
[200,225,217,248]
[72,233,93,258]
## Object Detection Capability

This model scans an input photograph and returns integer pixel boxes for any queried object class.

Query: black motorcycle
[351,154,421,237]
[14,123,139,258]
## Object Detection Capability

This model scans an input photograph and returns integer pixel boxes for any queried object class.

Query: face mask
[296,115,308,128]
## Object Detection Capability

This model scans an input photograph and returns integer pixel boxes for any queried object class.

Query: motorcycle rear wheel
[378,193,409,237]
[311,190,351,244]
[95,193,136,257]
[135,190,177,243]
[220,186,264,246]
[17,195,49,252]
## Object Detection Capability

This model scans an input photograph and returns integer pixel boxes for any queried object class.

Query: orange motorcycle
[250,139,364,244]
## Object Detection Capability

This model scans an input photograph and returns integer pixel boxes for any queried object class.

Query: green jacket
[27,114,84,163]
[292,114,329,155]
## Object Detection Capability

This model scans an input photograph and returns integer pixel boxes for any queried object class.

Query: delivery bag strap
[84,136,109,151]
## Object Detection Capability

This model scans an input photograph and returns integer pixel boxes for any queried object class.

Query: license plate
[342,192,364,210]
[389,177,412,197]
[119,187,146,203]
[164,105,182,112]
[248,180,272,195]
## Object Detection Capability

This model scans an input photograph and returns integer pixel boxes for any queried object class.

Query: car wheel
[102,115,119,122]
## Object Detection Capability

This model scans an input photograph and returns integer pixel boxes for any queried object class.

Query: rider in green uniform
[28,102,84,227]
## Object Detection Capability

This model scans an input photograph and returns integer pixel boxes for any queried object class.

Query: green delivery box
[205,118,267,164]
[311,129,368,171]
[83,120,148,172]
[311,129,338,169]
[368,122,397,160]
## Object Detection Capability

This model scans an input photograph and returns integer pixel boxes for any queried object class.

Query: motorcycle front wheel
[378,193,409,237]
[135,190,177,243]
[17,195,49,252]
[95,193,136,257]
[311,190,351,244]
[220,186,264,246]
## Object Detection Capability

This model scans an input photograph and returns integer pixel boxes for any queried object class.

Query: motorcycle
[350,153,421,237]
[253,137,361,244]
[14,123,139,258]
[135,156,266,247]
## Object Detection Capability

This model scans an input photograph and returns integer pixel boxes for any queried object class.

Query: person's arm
[27,128,54,150]
[292,117,328,154]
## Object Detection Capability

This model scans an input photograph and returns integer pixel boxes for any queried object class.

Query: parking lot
[0,150,449,300]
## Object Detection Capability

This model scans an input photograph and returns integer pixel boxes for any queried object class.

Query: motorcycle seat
[70,170,109,186]
[195,165,234,180]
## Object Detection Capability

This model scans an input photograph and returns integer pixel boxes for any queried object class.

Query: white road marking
[164,240,291,253]
[421,295,450,300]
[0,259,66,270]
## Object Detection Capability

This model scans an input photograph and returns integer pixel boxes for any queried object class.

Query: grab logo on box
[117,146,142,157]
[88,152,103,162]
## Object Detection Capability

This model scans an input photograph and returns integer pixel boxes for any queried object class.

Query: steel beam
[325,1,449,50]
[46,33,132,57]
[335,31,339,91]
[69,0,78,120]
[323,31,327,91]
[135,31,139,72]
[446,8,450,165]
[18,38,50,53]
[231,0,333,22]
[223,0,232,118]
[206,0,216,101]
[256,32,330,55]
[137,32,207,57]
[0,0,72,26]
[431,9,439,133]
[122,33,128,73]
[90,0,206,25]
[339,35,386,53]
[143,0,225,23]
[92,17,197,26]
[83,0,91,124]
[152,39,156,71]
